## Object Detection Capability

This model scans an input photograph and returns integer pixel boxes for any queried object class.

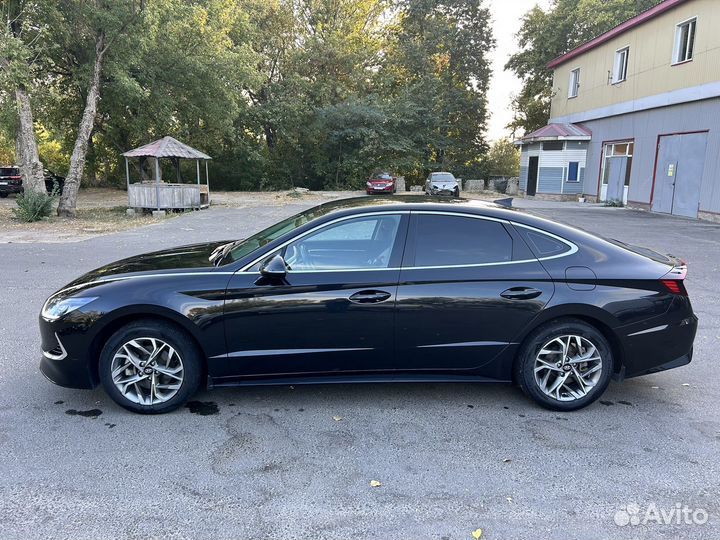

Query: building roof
[515,123,592,144]
[547,0,689,69]
[122,136,211,160]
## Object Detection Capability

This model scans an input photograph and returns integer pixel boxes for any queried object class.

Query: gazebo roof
[122,136,211,160]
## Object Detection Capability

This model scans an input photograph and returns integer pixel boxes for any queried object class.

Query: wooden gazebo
[123,136,211,211]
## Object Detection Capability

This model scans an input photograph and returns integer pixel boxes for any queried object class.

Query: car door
[215,213,409,382]
[394,212,555,377]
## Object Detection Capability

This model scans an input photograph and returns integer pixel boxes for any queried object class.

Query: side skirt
[209,373,512,389]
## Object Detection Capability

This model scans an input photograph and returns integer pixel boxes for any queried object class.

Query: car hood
[63,241,229,290]
[431,181,458,189]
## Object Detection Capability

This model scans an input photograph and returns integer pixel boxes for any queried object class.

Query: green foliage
[13,188,57,222]
[506,0,659,135]
[481,138,520,178]
[2,0,496,191]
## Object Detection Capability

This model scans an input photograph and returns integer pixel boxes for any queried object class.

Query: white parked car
[425,172,460,197]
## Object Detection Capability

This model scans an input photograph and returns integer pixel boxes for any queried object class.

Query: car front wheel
[514,319,613,411]
[99,320,203,414]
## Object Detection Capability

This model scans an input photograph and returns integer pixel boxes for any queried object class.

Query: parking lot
[0,198,718,539]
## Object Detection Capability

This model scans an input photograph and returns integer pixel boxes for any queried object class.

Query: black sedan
[39,197,697,414]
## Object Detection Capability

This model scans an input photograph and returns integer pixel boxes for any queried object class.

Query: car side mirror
[260,254,287,278]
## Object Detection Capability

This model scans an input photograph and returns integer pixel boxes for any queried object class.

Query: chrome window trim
[239,210,579,274]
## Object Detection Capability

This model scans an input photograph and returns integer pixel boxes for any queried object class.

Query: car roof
[307,196,605,246]
[430,171,453,175]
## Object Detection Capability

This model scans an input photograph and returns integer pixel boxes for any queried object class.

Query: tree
[54,0,145,217]
[481,138,519,178]
[506,0,659,135]
[0,1,48,194]
[384,0,495,181]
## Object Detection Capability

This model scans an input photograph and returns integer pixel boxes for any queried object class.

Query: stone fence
[462,176,519,195]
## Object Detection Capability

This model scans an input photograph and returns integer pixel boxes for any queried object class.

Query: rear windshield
[0,167,20,176]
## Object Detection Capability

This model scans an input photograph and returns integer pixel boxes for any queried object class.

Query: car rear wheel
[99,320,202,414]
[514,319,613,411]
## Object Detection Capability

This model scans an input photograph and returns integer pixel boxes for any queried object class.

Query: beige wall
[550,0,720,121]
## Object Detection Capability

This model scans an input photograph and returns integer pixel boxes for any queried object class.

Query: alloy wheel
[110,337,184,405]
[533,334,603,402]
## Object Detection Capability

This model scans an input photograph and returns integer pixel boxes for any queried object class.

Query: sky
[486,0,552,142]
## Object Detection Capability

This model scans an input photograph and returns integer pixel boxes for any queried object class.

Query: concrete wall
[551,0,720,122]
[581,97,720,216]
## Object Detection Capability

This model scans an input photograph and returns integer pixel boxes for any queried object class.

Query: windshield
[432,173,455,182]
[221,207,323,264]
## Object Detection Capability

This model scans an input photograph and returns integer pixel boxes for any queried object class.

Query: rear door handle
[500,287,542,300]
[349,290,392,304]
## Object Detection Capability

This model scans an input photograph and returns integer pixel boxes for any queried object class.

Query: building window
[602,142,634,186]
[568,68,580,98]
[542,141,564,151]
[613,47,629,83]
[567,162,580,182]
[673,18,697,64]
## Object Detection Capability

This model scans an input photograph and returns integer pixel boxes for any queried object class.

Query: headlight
[367,182,373,187]
[42,296,98,321]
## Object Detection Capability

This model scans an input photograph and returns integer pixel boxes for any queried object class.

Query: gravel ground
[0,196,718,540]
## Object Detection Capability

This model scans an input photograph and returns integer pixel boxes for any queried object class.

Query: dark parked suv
[0,166,65,197]
[0,166,23,198]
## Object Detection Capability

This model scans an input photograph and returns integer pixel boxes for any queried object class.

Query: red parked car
[366,172,396,195]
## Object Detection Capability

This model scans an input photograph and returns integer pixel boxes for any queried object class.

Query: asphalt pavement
[0,199,718,540]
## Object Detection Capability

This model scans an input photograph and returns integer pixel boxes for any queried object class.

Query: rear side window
[516,227,572,258]
[412,214,512,266]
[0,167,20,176]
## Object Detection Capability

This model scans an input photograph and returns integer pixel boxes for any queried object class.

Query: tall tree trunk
[12,86,46,194]
[57,31,106,217]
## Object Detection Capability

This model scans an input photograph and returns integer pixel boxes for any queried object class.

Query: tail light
[661,279,687,296]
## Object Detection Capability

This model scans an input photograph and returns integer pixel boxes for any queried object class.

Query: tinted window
[517,227,571,257]
[285,215,401,270]
[413,215,512,266]
[0,167,20,176]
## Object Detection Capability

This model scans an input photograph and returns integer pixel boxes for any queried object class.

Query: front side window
[673,18,697,64]
[568,68,580,98]
[412,214,512,267]
[283,214,401,271]
[613,47,629,83]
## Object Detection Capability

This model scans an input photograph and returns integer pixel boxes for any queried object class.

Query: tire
[453,187,460,198]
[99,319,203,414]
[0,193,8,198]
[514,318,613,411]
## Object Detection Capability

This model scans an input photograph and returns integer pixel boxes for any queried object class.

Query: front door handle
[349,290,392,304]
[500,287,542,300]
